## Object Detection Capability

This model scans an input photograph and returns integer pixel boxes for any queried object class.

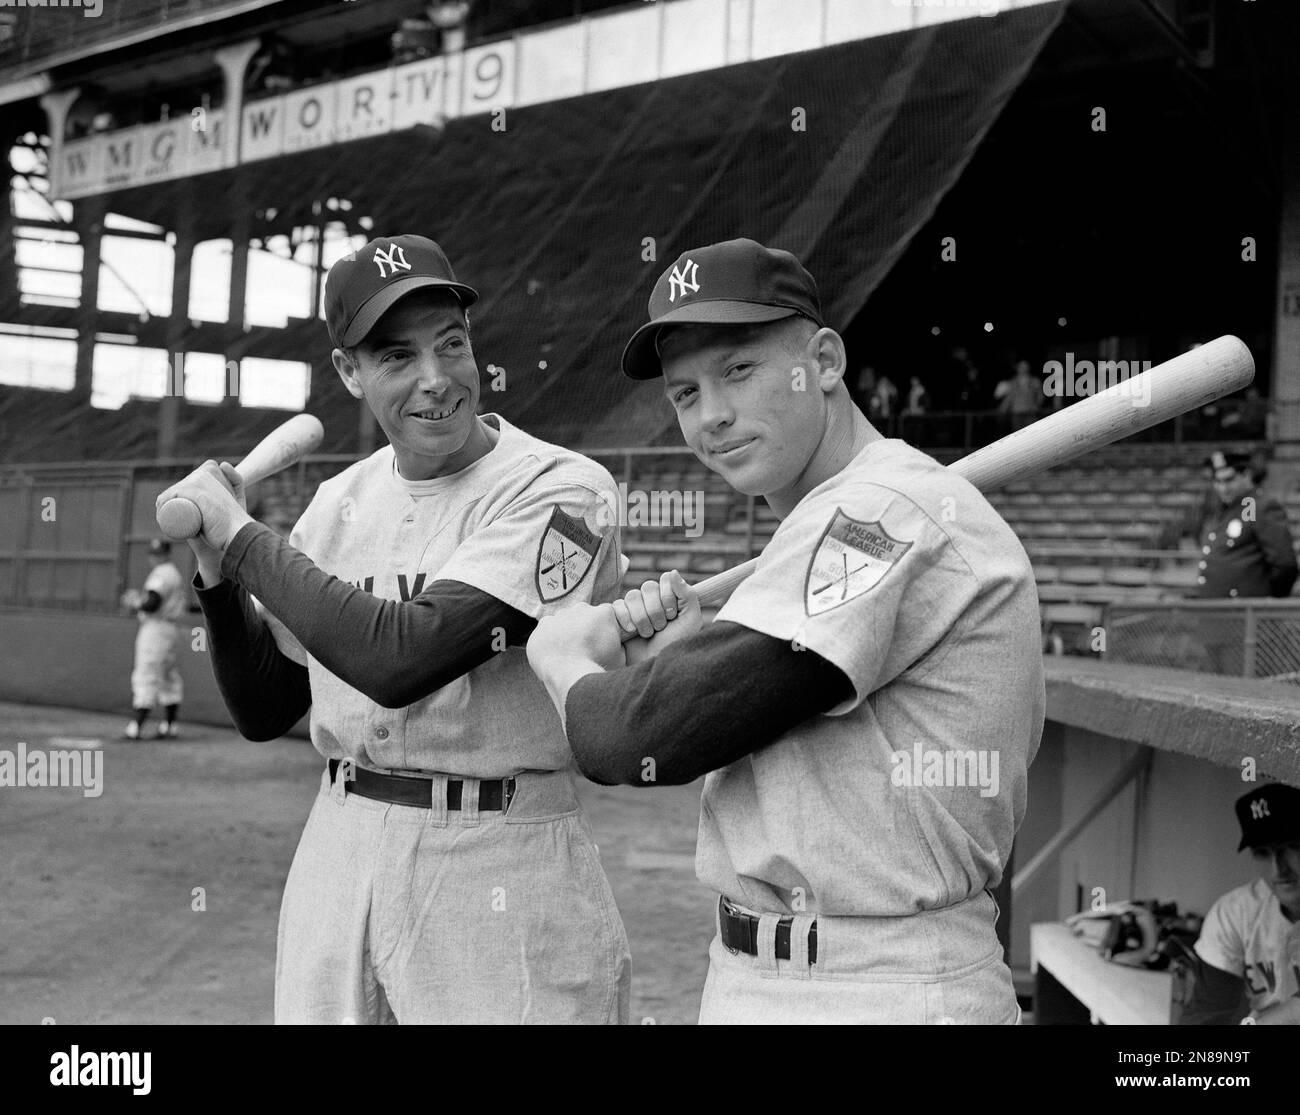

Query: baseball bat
[156,413,325,540]
[687,334,1253,608]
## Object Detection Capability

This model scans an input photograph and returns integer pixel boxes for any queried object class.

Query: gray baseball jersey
[259,413,623,778]
[698,438,1045,916]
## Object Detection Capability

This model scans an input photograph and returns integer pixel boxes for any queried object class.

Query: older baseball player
[157,235,631,1024]
[1181,783,1300,1025]
[527,238,1044,1024]
[120,537,186,740]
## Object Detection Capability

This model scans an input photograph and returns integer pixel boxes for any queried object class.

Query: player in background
[527,238,1044,1024]
[120,537,186,740]
[1181,784,1300,1025]
[155,235,631,1024]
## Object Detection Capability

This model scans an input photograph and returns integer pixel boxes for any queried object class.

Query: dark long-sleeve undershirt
[196,522,537,738]
[194,575,312,742]
[564,620,853,786]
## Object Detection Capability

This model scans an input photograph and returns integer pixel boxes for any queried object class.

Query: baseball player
[1181,783,1300,1025]
[156,235,631,1024]
[120,537,186,740]
[527,238,1044,1024]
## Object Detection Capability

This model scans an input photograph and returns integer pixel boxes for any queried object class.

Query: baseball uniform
[563,438,1045,1023]
[196,413,632,1023]
[1195,878,1300,1015]
[130,560,185,710]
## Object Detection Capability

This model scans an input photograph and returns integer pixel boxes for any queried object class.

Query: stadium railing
[1101,597,1300,685]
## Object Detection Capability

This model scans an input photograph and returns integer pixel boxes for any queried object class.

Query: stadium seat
[1060,565,1104,586]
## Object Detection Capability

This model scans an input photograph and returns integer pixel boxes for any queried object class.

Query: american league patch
[804,507,912,616]
[536,505,602,603]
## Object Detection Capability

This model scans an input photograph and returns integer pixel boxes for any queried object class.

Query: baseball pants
[275,764,631,1024]
[698,890,1020,1024]
[130,619,183,709]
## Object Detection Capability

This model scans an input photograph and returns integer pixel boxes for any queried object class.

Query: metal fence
[1101,598,1300,685]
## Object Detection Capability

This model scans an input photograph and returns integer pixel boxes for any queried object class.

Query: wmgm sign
[61,113,227,195]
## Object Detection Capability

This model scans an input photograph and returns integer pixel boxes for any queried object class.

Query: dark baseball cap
[324,234,478,349]
[1206,450,1253,479]
[620,238,825,380]
[1235,784,1300,851]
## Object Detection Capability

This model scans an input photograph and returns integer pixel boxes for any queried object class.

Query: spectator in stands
[118,538,186,740]
[853,364,877,413]
[904,375,929,416]
[998,359,1043,431]
[1194,450,1298,600]
[949,347,988,411]
[872,374,899,422]
[1180,783,1300,1025]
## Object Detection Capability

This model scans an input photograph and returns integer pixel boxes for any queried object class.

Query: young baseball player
[157,235,631,1024]
[527,238,1045,1024]
[120,538,186,740]
[1181,783,1300,1025]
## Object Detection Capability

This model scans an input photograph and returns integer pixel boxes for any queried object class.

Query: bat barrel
[691,335,1254,606]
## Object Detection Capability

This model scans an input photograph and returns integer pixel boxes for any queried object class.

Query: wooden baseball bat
[156,413,325,540]
[688,334,1253,607]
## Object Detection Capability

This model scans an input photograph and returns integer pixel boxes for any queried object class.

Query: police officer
[527,238,1045,1024]
[1194,451,1297,600]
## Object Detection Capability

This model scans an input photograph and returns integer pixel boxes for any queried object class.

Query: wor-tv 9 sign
[55,43,514,199]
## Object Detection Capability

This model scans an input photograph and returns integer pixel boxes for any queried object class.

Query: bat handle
[695,557,759,607]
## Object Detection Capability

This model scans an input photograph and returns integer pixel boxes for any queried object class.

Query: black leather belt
[328,759,515,812]
[719,896,818,963]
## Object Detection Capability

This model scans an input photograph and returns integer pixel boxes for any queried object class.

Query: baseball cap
[1234,784,1300,851]
[1206,450,1253,480]
[324,234,478,349]
[148,538,171,556]
[620,238,825,380]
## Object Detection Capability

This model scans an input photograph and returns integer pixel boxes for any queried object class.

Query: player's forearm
[563,622,853,787]
[220,522,537,708]
[193,575,311,741]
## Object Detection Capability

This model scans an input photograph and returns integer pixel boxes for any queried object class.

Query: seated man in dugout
[1180,784,1300,1025]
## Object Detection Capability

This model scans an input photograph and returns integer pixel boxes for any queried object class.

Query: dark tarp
[0,1,1066,461]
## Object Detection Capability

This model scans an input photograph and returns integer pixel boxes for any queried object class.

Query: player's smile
[708,435,757,459]
[406,398,464,425]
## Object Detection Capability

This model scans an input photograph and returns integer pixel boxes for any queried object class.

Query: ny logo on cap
[668,259,700,303]
[1251,799,1271,820]
[373,243,412,279]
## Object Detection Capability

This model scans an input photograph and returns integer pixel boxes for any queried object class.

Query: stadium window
[0,326,77,390]
[180,351,234,406]
[239,357,310,410]
[245,235,314,328]
[98,233,174,317]
[91,342,169,410]
[188,239,232,323]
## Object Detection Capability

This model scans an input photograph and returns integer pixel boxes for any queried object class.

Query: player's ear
[810,327,847,394]
[332,347,366,400]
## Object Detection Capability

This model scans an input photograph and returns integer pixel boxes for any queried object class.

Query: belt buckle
[720,897,741,955]
[503,778,516,814]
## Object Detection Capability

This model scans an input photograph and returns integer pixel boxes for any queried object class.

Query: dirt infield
[0,702,714,1025]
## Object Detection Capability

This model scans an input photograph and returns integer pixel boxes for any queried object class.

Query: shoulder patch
[536,505,602,603]
[804,507,913,616]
